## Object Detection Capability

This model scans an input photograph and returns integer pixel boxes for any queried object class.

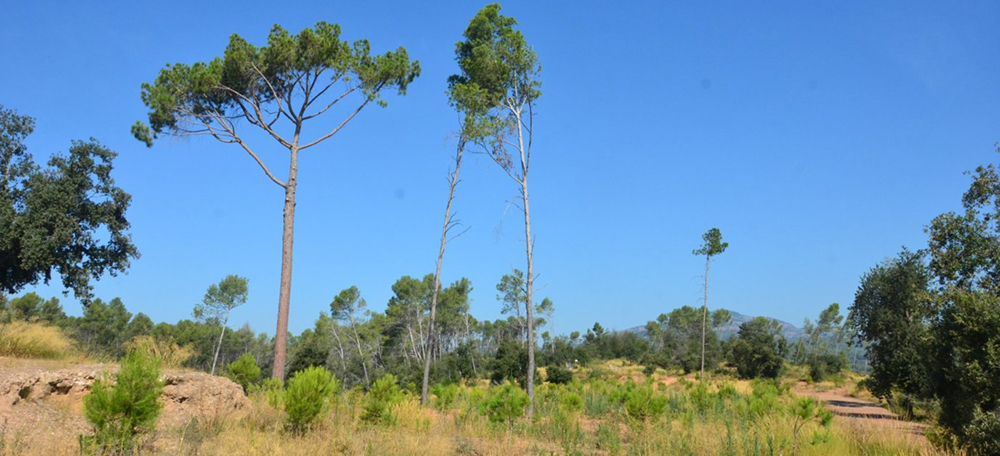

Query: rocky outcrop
[0,363,250,440]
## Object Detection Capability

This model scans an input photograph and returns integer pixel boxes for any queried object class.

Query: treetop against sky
[3,0,998,335]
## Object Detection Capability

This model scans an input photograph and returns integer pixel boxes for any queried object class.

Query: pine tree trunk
[271,146,298,380]
[700,256,709,382]
[211,311,230,376]
[522,178,536,418]
[421,142,465,405]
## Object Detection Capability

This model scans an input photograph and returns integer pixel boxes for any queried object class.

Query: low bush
[964,407,1000,456]
[546,364,573,384]
[430,383,460,412]
[225,352,261,393]
[623,382,666,421]
[486,382,529,433]
[361,374,404,425]
[284,366,338,433]
[81,349,164,454]
[0,321,72,359]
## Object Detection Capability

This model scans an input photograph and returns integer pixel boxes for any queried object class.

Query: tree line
[847,149,1000,454]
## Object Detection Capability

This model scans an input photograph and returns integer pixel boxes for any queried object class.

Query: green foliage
[485,382,529,432]
[256,377,284,409]
[225,352,261,393]
[728,317,786,379]
[693,228,729,258]
[284,366,338,433]
[194,275,248,323]
[0,105,137,304]
[135,23,420,146]
[361,374,404,425]
[789,397,834,456]
[850,249,932,400]
[545,364,573,384]
[489,340,532,386]
[929,288,1000,439]
[0,292,66,324]
[964,408,1000,456]
[623,382,667,421]
[81,350,164,454]
[430,383,460,412]
[648,306,728,373]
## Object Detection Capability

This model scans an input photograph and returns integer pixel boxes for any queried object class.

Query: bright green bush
[284,366,338,433]
[430,383,460,412]
[559,391,584,413]
[254,377,284,408]
[224,352,261,393]
[486,382,529,432]
[81,350,164,454]
[361,374,404,425]
[623,382,666,421]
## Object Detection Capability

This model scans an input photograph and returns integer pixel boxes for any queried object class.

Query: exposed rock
[0,363,250,444]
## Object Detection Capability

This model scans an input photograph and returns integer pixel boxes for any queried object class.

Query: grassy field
[0,357,953,456]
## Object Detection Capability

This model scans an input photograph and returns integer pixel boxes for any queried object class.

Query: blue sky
[3,1,998,336]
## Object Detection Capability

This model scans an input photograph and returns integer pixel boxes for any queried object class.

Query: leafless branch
[298,98,371,150]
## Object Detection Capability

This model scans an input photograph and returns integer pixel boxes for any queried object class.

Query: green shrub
[255,377,284,408]
[559,391,584,413]
[81,350,164,454]
[284,366,338,433]
[430,383,460,412]
[486,382,529,433]
[964,408,1000,456]
[224,352,260,393]
[623,382,667,421]
[790,397,834,455]
[361,374,404,425]
[546,364,573,384]
[728,317,786,379]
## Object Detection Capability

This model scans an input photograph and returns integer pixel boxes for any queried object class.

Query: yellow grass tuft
[0,321,73,359]
[124,335,195,368]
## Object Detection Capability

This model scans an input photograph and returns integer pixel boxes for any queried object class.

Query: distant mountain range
[625,310,805,341]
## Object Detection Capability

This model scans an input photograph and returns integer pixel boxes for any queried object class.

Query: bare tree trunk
[211,310,230,376]
[522,178,536,418]
[700,256,709,382]
[272,145,298,380]
[330,326,348,374]
[421,141,465,405]
[347,315,370,387]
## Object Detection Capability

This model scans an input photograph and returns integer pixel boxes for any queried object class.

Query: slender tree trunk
[347,316,370,387]
[330,326,349,374]
[272,145,298,380]
[211,310,230,375]
[522,178,536,418]
[421,141,465,405]
[700,256,709,382]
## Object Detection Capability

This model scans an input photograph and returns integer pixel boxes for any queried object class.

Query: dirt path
[792,383,930,445]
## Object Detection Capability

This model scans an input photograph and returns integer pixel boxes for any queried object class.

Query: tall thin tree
[194,274,249,375]
[420,131,469,404]
[693,228,728,382]
[450,3,543,416]
[132,23,420,379]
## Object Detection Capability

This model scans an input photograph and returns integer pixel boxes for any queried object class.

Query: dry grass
[0,322,73,359]
[0,357,963,456]
[124,335,195,368]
